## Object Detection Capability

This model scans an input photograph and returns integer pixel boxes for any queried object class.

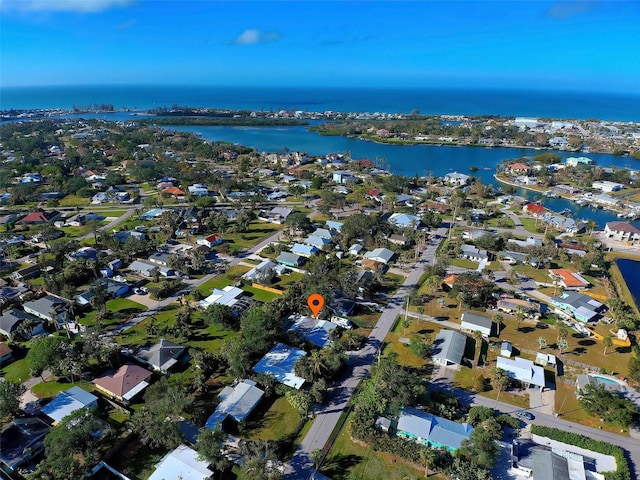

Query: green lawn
[220,221,283,250]
[244,396,306,442]
[31,380,95,399]
[1,358,31,383]
[449,258,479,269]
[518,217,545,234]
[242,285,280,303]
[196,266,251,295]
[78,298,146,327]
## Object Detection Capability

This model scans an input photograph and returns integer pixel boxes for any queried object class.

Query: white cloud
[230,28,282,45]
[1,0,135,13]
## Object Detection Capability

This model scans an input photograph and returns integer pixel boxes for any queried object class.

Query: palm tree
[420,447,437,478]
[602,334,613,356]
[492,313,503,336]
[557,338,569,354]
[515,306,526,332]
[472,330,483,366]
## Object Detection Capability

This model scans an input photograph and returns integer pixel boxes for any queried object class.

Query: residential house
[17,210,61,225]
[253,343,307,389]
[92,364,152,402]
[258,206,293,224]
[396,407,474,451]
[500,251,542,267]
[0,342,13,364]
[558,243,587,257]
[0,417,50,472]
[432,329,466,366]
[188,184,209,196]
[443,172,470,186]
[388,212,421,230]
[199,286,245,309]
[304,235,331,249]
[459,244,492,263]
[41,386,98,425]
[112,230,146,243]
[388,234,410,246]
[287,315,338,348]
[128,260,174,277]
[604,221,640,243]
[542,214,584,234]
[500,341,513,357]
[205,379,265,429]
[11,264,41,281]
[460,312,493,337]
[566,156,594,167]
[148,252,171,266]
[332,171,357,184]
[325,220,343,232]
[330,295,357,317]
[22,295,70,326]
[0,308,45,339]
[148,445,213,480]
[550,291,604,323]
[496,297,542,319]
[592,180,624,193]
[363,248,395,265]
[548,268,590,290]
[291,243,319,257]
[523,203,546,217]
[507,236,542,248]
[196,233,223,248]
[242,259,285,283]
[76,279,130,307]
[276,251,304,268]
[348,244,363,256]
[496,356,546,389]
[593,193,620,207]
[134,339,187,374]
[508,163,532,174]
[462,229,494,242]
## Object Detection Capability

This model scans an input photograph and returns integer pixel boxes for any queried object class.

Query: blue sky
[1,0,639,92]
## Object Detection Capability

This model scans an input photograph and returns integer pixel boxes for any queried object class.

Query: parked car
[514,410,534,420]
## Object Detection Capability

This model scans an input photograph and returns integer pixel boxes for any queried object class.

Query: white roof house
[199,286,245,309]
[205,379,264,429]
[460,312,493,337]
[363,248,395,265]
[496,356,546,389]
[388,213,421,229]
[432,330,467,366]
[40,386,98,425]
[148,444,213,480]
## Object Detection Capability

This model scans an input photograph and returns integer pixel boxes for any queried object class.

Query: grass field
[31,380,95,399]
[1,358,30,383]
[449,258,479,270]
[221,221,283,250]
[196,266,251,296]
[78,298,146,328]
[323,417,446,480]
[243,395,307,442]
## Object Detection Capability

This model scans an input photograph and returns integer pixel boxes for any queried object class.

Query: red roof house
[196,233,223,248]
[17,211,61,225]
[523,203,546,216]
[508,163,532,173]
[93,364,152,402]
[162,186,185,196]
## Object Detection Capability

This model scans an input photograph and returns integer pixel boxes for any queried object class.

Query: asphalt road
[285,226,449,479]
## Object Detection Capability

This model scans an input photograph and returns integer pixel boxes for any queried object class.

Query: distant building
[592,180,624,192]
[566,156,594,167]
[443,172,470,186]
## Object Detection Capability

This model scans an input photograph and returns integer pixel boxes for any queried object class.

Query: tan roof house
[93,364,152,402]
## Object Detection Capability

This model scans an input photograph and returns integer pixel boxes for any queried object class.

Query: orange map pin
[307,293,325,318]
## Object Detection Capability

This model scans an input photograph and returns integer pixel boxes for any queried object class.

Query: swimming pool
[592,375,621,385]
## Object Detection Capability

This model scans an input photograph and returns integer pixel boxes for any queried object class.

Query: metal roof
[432,329,466,365]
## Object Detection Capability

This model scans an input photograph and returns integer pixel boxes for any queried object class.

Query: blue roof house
[291,243,318,257]
[287,315,338,348]
[253,343,307,389]
[396,407,473,451]
[40,386,98,425]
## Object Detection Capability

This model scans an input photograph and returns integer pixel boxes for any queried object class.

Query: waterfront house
[507,162,532,174]
[396,407,473,451]
[592,180,624,193]
[523,203,546,217]
[566,156,594,167]
[443,172,470,186]
[542,214,584,234]
[432,329,466,366]
[604,221,640,243]
[253,343,307,389]
[205,379,265,430]
[41,386,98,425]
[92,364,152,403]
[496,356,546,389]
[460,312,493,337]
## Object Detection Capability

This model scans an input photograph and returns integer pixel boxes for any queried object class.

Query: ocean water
[2,85,640,122]
[616,259,640,310]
